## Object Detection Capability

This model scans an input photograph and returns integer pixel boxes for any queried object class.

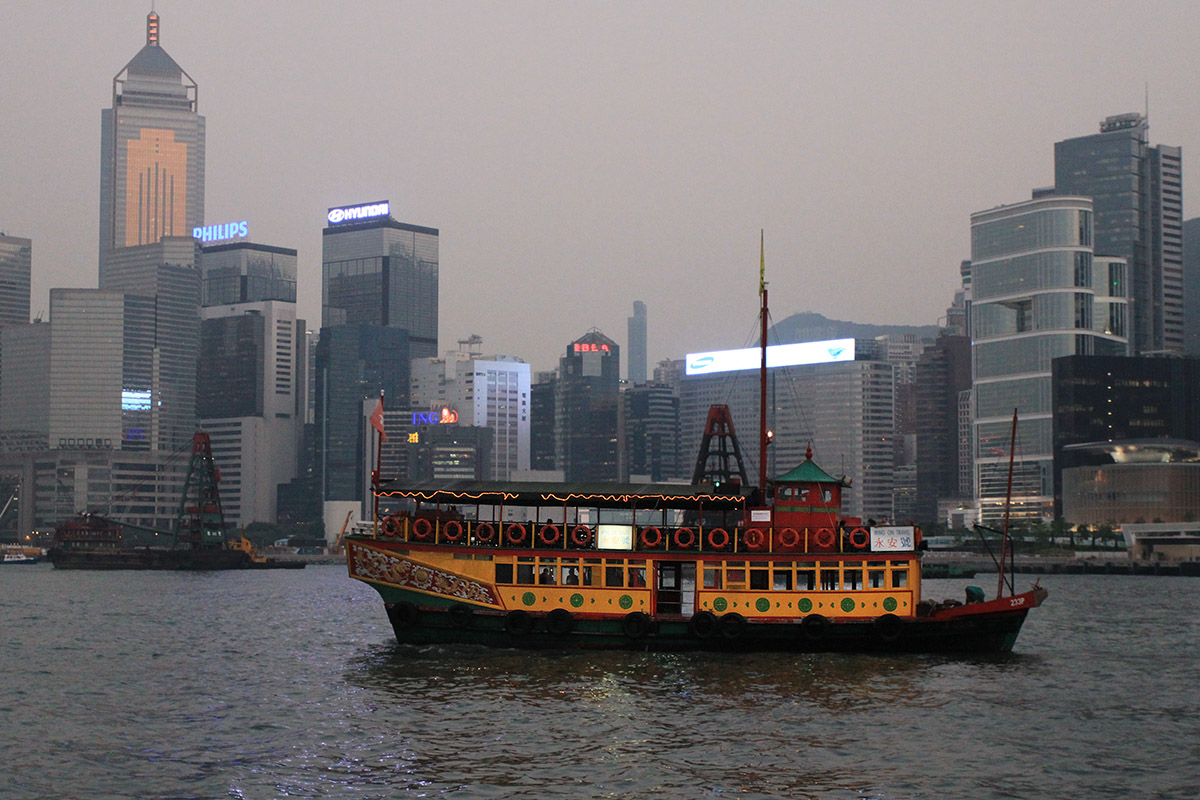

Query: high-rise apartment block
[1055,114,1182,355]
[410,338,531,480]
[99,12,205,283]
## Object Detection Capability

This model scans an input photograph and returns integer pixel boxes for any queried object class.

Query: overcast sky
[3,1,1199,373]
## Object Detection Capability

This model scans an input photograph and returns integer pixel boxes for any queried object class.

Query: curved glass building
[970,194,1129,524]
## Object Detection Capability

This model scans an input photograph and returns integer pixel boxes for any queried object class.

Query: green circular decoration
[840,597,856,613]
[522,591,536,607]
[713,597,728,612]
[619,594,633,610]
[798,598,812,613]
[570,593,584,608]
[755,597,770,613]
[883,597,898,612]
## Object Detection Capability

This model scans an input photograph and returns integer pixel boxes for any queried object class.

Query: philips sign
[327,201,390,225]
[193,221,248,243]
[685,338,856,376]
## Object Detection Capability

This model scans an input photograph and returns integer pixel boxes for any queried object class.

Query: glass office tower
[1055,114,1183,355]
[970,194,1128,525]
[0,235,31,328]
[99,11,205,284]
[322,211,439,358]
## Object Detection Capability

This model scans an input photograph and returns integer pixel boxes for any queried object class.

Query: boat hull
[48,547,254,571]
[366,585,1043,655]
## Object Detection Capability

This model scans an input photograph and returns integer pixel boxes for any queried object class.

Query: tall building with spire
[99,11,205,283]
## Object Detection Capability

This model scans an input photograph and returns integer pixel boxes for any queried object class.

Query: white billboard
[685,338,855,376]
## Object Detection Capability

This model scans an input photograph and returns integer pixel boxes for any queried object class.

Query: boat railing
[372,516,915,556]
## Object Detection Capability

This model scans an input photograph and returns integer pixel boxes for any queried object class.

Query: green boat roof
[378,480,748,509]
[774,458,839,484]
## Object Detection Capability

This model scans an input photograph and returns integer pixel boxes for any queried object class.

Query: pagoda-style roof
[774,458,839,484]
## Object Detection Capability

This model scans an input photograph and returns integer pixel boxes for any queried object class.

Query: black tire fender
[621,611,651,640]
[504,609,533,636]
[545,608,574,636]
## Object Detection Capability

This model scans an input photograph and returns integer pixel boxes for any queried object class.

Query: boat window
[538,563,557,585]
[820,569,838,590]
[473,554,493,561]
[560,559,580,585]
[495,562,514,583]
[796,562,816,590]
[822,489,832,503]
[516,562,535,584]
[868,569,886,588]
[629,567,646,587]
[843,568,863,590]
[749,564,769,590]
[726,566,745,585]
[605,560,625,587]
[773,567,792,590]
[703,564,722,589]
[892,567,908,588]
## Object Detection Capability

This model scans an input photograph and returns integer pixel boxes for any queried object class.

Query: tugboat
[345,244,1046,653]
[48,433,302,570]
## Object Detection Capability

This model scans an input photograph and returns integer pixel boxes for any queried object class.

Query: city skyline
[3,2,1200,372]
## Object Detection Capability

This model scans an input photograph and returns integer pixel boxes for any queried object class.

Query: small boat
[2,548,42,565]
[346,240,1046,653]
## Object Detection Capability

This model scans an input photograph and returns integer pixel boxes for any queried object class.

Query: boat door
[655,561,696,617]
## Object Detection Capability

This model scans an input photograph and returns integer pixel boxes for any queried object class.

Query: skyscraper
[99,11,205,283]
[102,237,202,454]
[627,301,647,384]
[970,193,1128,525]
[556,330,620,482]
[322,201,439,358]
[0,235,31,328]
[1055,113,1182,355]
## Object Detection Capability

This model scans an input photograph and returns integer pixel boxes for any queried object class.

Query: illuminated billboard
[685,338,855,376]
[327,201,390,225]
[193,221,248,243]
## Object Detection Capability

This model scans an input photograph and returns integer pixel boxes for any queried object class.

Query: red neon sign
[574,343,610,353]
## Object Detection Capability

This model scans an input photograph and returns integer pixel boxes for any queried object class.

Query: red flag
[370,396,386,441]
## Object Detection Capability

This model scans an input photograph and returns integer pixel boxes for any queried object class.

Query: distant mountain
[769,311,941,344]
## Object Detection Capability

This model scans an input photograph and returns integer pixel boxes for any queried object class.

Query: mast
[759,230,768,497]
[996,407,1018,598]
[370,390,386,535]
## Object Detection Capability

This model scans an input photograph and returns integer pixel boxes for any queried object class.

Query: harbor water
[2,565,1197,799]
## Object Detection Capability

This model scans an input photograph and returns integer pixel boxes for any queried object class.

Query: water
[2,565,1197,799]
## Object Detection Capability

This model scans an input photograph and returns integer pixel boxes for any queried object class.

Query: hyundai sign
[327,201,390,225]
[685,338,855,376]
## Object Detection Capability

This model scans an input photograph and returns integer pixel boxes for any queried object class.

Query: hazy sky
[3,1,1199,373]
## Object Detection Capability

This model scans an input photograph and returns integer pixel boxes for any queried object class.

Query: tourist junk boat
[345,246,1047,653]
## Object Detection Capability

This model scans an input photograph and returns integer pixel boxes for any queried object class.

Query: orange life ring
[538,524,561,546]
[570,525,593,548]
[849,527,869,550]
[505,523,527,546]
[673,527,696,549]
[443,520,464,543]
[814,527,836,549]
[778,527,800,549]
[413,517,433,541]
[708,528,730,550]
[640,526,663,549]
[475,522,496,544]
[380,516,400,537]
[744,528,766,551]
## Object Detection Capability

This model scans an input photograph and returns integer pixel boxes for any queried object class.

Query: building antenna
[1145,82,1150,131]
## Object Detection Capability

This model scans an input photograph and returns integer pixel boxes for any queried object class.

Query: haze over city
[3,0,1200,372]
